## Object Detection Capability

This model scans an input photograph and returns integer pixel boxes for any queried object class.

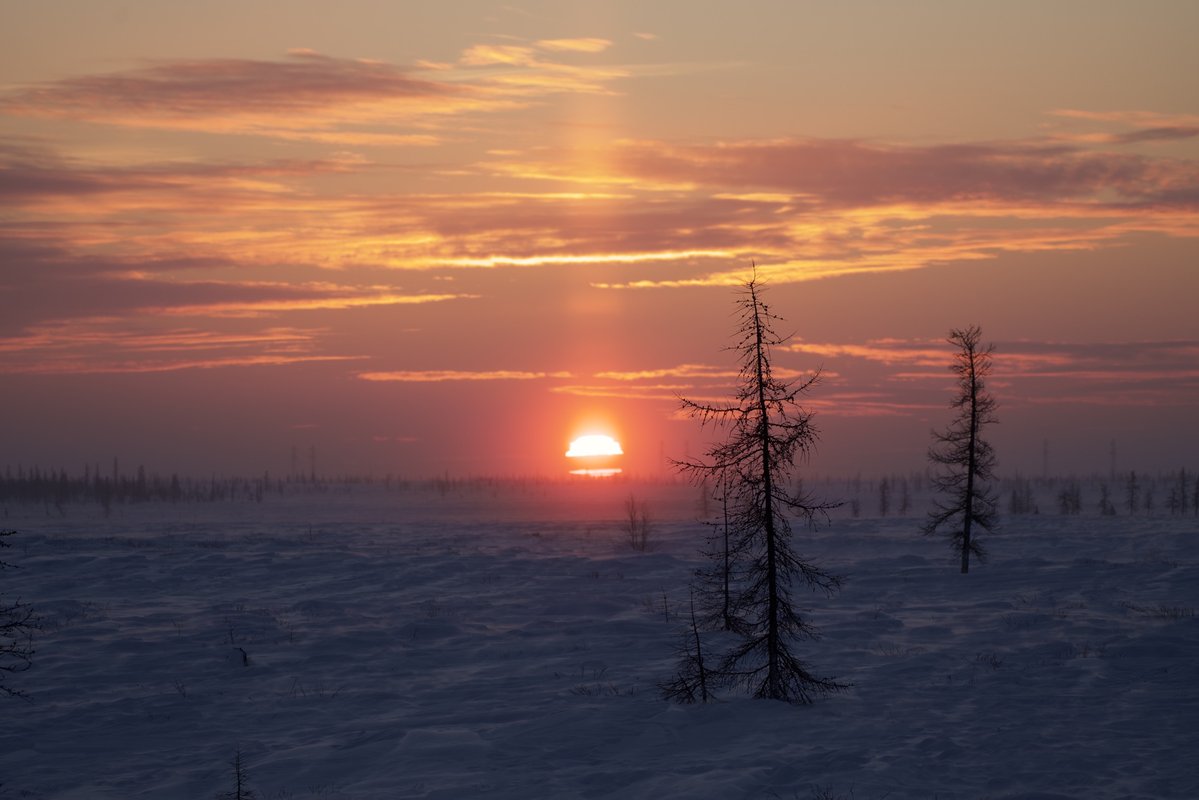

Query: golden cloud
[535,38,613,53]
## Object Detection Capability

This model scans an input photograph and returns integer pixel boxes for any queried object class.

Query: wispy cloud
[0,240,471,323]
[781,337,1199,411]
[0,46,629,142]
[547,361,818,403]
[5,56,1198,396]
[0,51,487,142]
[535,38,613,54]
[785,339,952,368]
[451,128,1199,289]
[1051,108,1199,131]
[357,369,571,382]
[804,392,945,418]
[594,364,738,381]
[440,249,731,268]
[146,282,469,318]
[453,36,627,95]
[12,118,1196,300]
[1047,110,1199,147]
[604,137,1199,209]
[551,383,690,401]
[6,353,361,376]
[594,363,811,381]
[0,320,363,375]
[995,340,1199,385]
[792,336,1199,374]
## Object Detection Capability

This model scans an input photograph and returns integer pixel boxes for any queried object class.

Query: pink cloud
[606,138,1199,210]
[0,47,630,141]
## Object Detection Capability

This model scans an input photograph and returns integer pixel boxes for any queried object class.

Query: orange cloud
[452,132,1199,289]
[785,340,950,367]
[552,384,689,401]
[440,249,731,268]
[357,370,572,382]
[18,120,1193,299]
[5,109,1197,348]
[594,363,811,381]
[459,45,538,67]
[594,364,738,381]
[535,38,613,53]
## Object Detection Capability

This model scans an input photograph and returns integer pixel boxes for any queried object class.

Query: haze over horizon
[3,1,1197,479]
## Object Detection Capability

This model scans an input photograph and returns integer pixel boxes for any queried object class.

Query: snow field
[1,482,1196,799]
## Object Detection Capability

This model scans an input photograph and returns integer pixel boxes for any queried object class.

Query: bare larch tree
[676,275,845,704]
[924,325,998,573]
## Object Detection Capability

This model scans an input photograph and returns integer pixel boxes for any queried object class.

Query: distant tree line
[0,466,284,513]
[0,463,389,514]
[825,470,1196,521]
[0,466,688,514]
[1045,469,1198,518]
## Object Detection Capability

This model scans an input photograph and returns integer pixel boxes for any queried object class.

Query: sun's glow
[565,434,624,458]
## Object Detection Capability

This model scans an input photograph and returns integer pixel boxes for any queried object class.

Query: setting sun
[565,433,624,477]
[565,434,624,458]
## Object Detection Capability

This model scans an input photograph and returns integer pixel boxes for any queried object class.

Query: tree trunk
[753,292,781,694]
[962,346,977,574]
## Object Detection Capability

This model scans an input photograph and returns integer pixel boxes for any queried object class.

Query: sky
[2,0,1198,479]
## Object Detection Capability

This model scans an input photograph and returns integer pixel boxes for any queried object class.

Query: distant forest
[2,463,1196,519]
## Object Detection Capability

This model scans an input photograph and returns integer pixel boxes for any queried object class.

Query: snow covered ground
[2,478,1197,799]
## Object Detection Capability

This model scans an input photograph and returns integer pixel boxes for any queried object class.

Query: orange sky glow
[3,1,1197,477]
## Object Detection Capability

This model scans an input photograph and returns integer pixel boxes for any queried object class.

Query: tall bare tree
[676,275,845,704]
[924,325,998,573]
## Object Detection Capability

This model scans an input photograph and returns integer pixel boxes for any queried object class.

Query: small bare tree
[624,494,652,552]
[1126,470,1140,515]
[1,530,36,699]
[216,747,257,800]
[924,325,998,573]
[659,590,713,704]
[676,274,846,704]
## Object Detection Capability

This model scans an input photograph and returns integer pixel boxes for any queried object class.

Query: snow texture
[1,479,1196,799]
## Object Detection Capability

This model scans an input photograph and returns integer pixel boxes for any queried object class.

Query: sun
[565,434,624,458]
[565,433,624,476]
